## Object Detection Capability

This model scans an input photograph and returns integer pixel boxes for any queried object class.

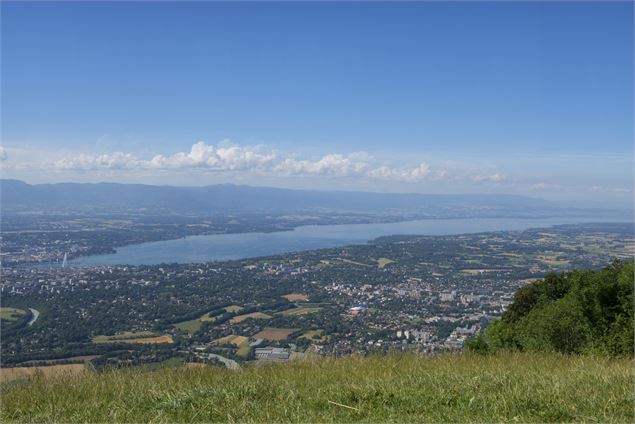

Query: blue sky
[1,1,633,207]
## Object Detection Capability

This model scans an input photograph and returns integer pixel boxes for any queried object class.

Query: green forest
[468,260,634,356]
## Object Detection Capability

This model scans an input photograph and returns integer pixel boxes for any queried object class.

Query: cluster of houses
[444,325,480,349]
[395,329,435,344]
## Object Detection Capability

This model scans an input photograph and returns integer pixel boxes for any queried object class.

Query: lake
[69,216,630,266]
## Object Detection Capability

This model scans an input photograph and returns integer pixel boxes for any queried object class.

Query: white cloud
[273,154,369,177]
[46,141,452,183]
[530,183,562,190]
[472,173,506,183]
[147,142,276,171]
[0,146,7,161]
[55,152,144,170]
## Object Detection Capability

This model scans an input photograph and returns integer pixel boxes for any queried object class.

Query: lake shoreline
[7,216,631,269]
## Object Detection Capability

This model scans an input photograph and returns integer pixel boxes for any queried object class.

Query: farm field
[282,293,308,302]
[123,335,173,344]
[0,363,87,383]
[173,318,202,333]
[300,330,327,342]
[18,355,99,367]
[253,327,300,341]
[214,335,251,358]
[0,307,26,321]
[280,307,322,316]
[214,335,248,347]
[537,254,570,266]
[377,257,395,268]
[338,258,373,267]
[229,312,272,324]
[199,313,218,322]
[92,332,173,344]
[461,269,486,275]
[173,309,225,332]
[236,342,251,358]
[224,305,243,313]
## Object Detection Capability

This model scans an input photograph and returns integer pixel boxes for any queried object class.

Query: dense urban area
[1,222,632,373]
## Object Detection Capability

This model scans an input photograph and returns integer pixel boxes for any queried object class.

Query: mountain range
[0,179,616,217]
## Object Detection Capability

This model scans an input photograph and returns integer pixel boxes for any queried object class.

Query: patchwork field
[253,327,300,341]
[282,293,308,302]
[213,335,251,358]
[230,312,272,324]
[0,307,27,321]
[0,363,87,383]
[280,307,323,317]
[214,335,248,347]
[174,309,228,333]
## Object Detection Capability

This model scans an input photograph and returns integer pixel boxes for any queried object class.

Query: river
[27,308,40,326]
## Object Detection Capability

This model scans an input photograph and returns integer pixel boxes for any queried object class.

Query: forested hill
[468,260,634,356]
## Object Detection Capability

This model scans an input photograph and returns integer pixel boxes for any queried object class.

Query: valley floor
[1,352,632,423]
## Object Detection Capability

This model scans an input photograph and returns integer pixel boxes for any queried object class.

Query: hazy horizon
[1,1,633,209]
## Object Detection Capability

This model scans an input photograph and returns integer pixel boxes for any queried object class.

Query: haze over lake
[70,216,630,266]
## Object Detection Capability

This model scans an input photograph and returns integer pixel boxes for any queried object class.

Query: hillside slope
[1,352,632,423]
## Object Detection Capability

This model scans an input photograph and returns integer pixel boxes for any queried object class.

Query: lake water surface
[70,216,629,266]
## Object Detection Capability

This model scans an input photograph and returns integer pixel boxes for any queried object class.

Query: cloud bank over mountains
[11,141,454,183]
[0,141,631,209]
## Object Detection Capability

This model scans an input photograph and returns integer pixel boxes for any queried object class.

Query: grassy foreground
[1,352,633,423]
